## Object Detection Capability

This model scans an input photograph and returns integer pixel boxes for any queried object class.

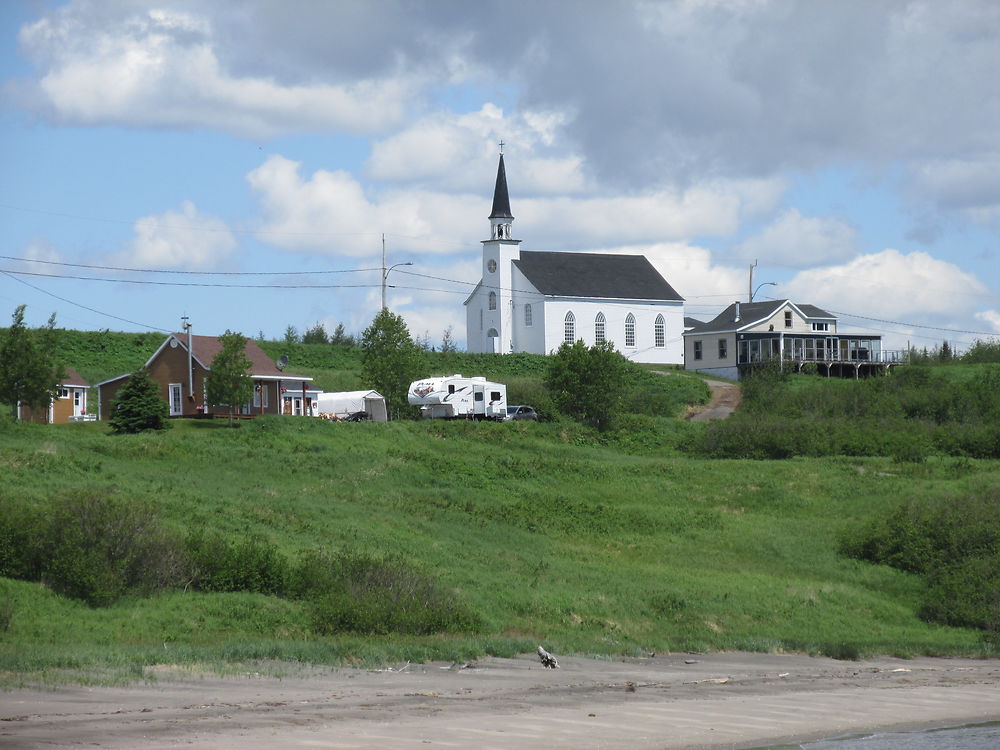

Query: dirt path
[686,377,742,422]
[2,653,997,750]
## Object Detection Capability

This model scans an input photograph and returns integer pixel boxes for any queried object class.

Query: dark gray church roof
[513,251,683,301]
[489,154,513,220]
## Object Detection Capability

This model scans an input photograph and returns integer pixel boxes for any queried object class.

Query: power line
[0,271,171,332]
[0,269,380,289]
[0,255,380,276]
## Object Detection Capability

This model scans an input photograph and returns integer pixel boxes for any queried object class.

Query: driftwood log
[537,646,559,669]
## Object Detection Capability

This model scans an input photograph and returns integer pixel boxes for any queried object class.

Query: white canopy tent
[315,390,388,422]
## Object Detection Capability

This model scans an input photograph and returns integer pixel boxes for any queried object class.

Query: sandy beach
[2,651,998,749]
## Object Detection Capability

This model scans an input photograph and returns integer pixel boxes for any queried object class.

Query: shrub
[920,554,1000,631]
[40,490,187,606]
[290,549,483,636]
[841,491,1000,631]
[185,531,288,596]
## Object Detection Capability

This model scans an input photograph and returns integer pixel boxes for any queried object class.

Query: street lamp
[751,281,777,302]
[381,261,413,309]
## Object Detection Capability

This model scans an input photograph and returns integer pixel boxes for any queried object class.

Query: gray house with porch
[683,299,904,380]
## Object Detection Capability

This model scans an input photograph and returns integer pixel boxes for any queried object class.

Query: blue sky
[1,0,998,353]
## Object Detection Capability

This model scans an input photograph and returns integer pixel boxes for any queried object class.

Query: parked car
[505,405,538,421]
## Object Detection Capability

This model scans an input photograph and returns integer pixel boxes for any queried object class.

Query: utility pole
[381,234,387,310]
[748,259,757,303]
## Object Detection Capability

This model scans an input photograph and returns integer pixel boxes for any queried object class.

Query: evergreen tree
[440,325,457,353]
[302,322,329,344]
[205,331,254,427]
[330,322,354,346]
[109,368,170,434]
[283,325,299,345]
[361,309,423,417]
[0,305,65,420]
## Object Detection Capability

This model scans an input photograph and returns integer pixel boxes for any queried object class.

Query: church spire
[489,152,513,221]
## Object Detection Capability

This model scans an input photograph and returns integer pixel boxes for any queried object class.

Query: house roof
[685,300,836,335]
[683,316,703,329]
[171,334,312,380]
[489,154,513,220]
[512,251,684,301]
[60,368,89,388]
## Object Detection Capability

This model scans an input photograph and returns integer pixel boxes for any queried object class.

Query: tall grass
[1,413,995,683]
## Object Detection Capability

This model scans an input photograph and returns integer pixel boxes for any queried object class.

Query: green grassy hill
[1,412,994,684]
[1,327,996,685]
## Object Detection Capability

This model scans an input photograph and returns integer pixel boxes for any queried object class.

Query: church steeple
[489,153,513,220]
[488,149,514,240]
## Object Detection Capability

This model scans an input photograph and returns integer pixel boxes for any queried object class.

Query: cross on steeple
[498,140,505,154]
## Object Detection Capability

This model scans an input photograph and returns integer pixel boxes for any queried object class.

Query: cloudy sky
[2,0,998,353]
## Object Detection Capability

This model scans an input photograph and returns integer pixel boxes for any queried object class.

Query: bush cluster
[685,364,1000,460]
[840,492,1000,632]
[0,492,482,636]
[0,490,185,606]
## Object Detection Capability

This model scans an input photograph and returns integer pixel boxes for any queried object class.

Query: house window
[60,388,69,399]
[253,383,269,408]
[624,313,635,347]
[564,311,576,343]
[784,311,793,328]
[524,304,533,327]
[488,291,497,311]
[693,340,703,360]
[718,339,728,359]
[811,322,829,332]
[654,314,665,347]
[595,312,606,344]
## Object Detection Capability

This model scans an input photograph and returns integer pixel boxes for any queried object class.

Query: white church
[464,154,686,365]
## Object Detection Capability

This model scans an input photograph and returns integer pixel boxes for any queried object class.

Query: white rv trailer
[316,390,388,422]
[407,374,507,420]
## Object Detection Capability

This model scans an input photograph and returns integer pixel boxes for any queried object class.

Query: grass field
[1,408,995,686]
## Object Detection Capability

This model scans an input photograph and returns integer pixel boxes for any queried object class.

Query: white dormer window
[812,322,829,332]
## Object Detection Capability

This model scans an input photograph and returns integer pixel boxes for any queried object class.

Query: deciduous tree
[205,331,254,427]
[0,305,65,420]
[544,339,629,431]
[361,309,423,417]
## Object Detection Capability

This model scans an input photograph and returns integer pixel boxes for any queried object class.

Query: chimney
[733,301,741,323]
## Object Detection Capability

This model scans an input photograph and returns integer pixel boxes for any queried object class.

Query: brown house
[96,332,314,420]
[18,368,92,424]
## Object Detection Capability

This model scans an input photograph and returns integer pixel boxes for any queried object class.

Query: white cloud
[782,249,991,348]
[19,238,63,264]
[736,208,857,267]
[119,201,237,270]
[974,309,1000,333]
[366,104,586,194]
[15,4,415,138]
[247,154,780,258]
[596,242,747,318]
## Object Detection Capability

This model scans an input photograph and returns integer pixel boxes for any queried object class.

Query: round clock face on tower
[487,259,497,273]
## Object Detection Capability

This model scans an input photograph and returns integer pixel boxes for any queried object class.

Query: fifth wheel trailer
[407,375,507,420]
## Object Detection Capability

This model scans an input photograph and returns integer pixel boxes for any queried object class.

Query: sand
[2,652,998,749]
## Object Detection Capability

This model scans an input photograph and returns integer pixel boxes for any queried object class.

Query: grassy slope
[1,412,992,682]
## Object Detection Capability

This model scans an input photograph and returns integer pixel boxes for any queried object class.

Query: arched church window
[486,328,499,338]
[488,291,497,311]
[564,311,575,343]
[654,314,665,348]
[625,313,636,348]
[595,312,606,344]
